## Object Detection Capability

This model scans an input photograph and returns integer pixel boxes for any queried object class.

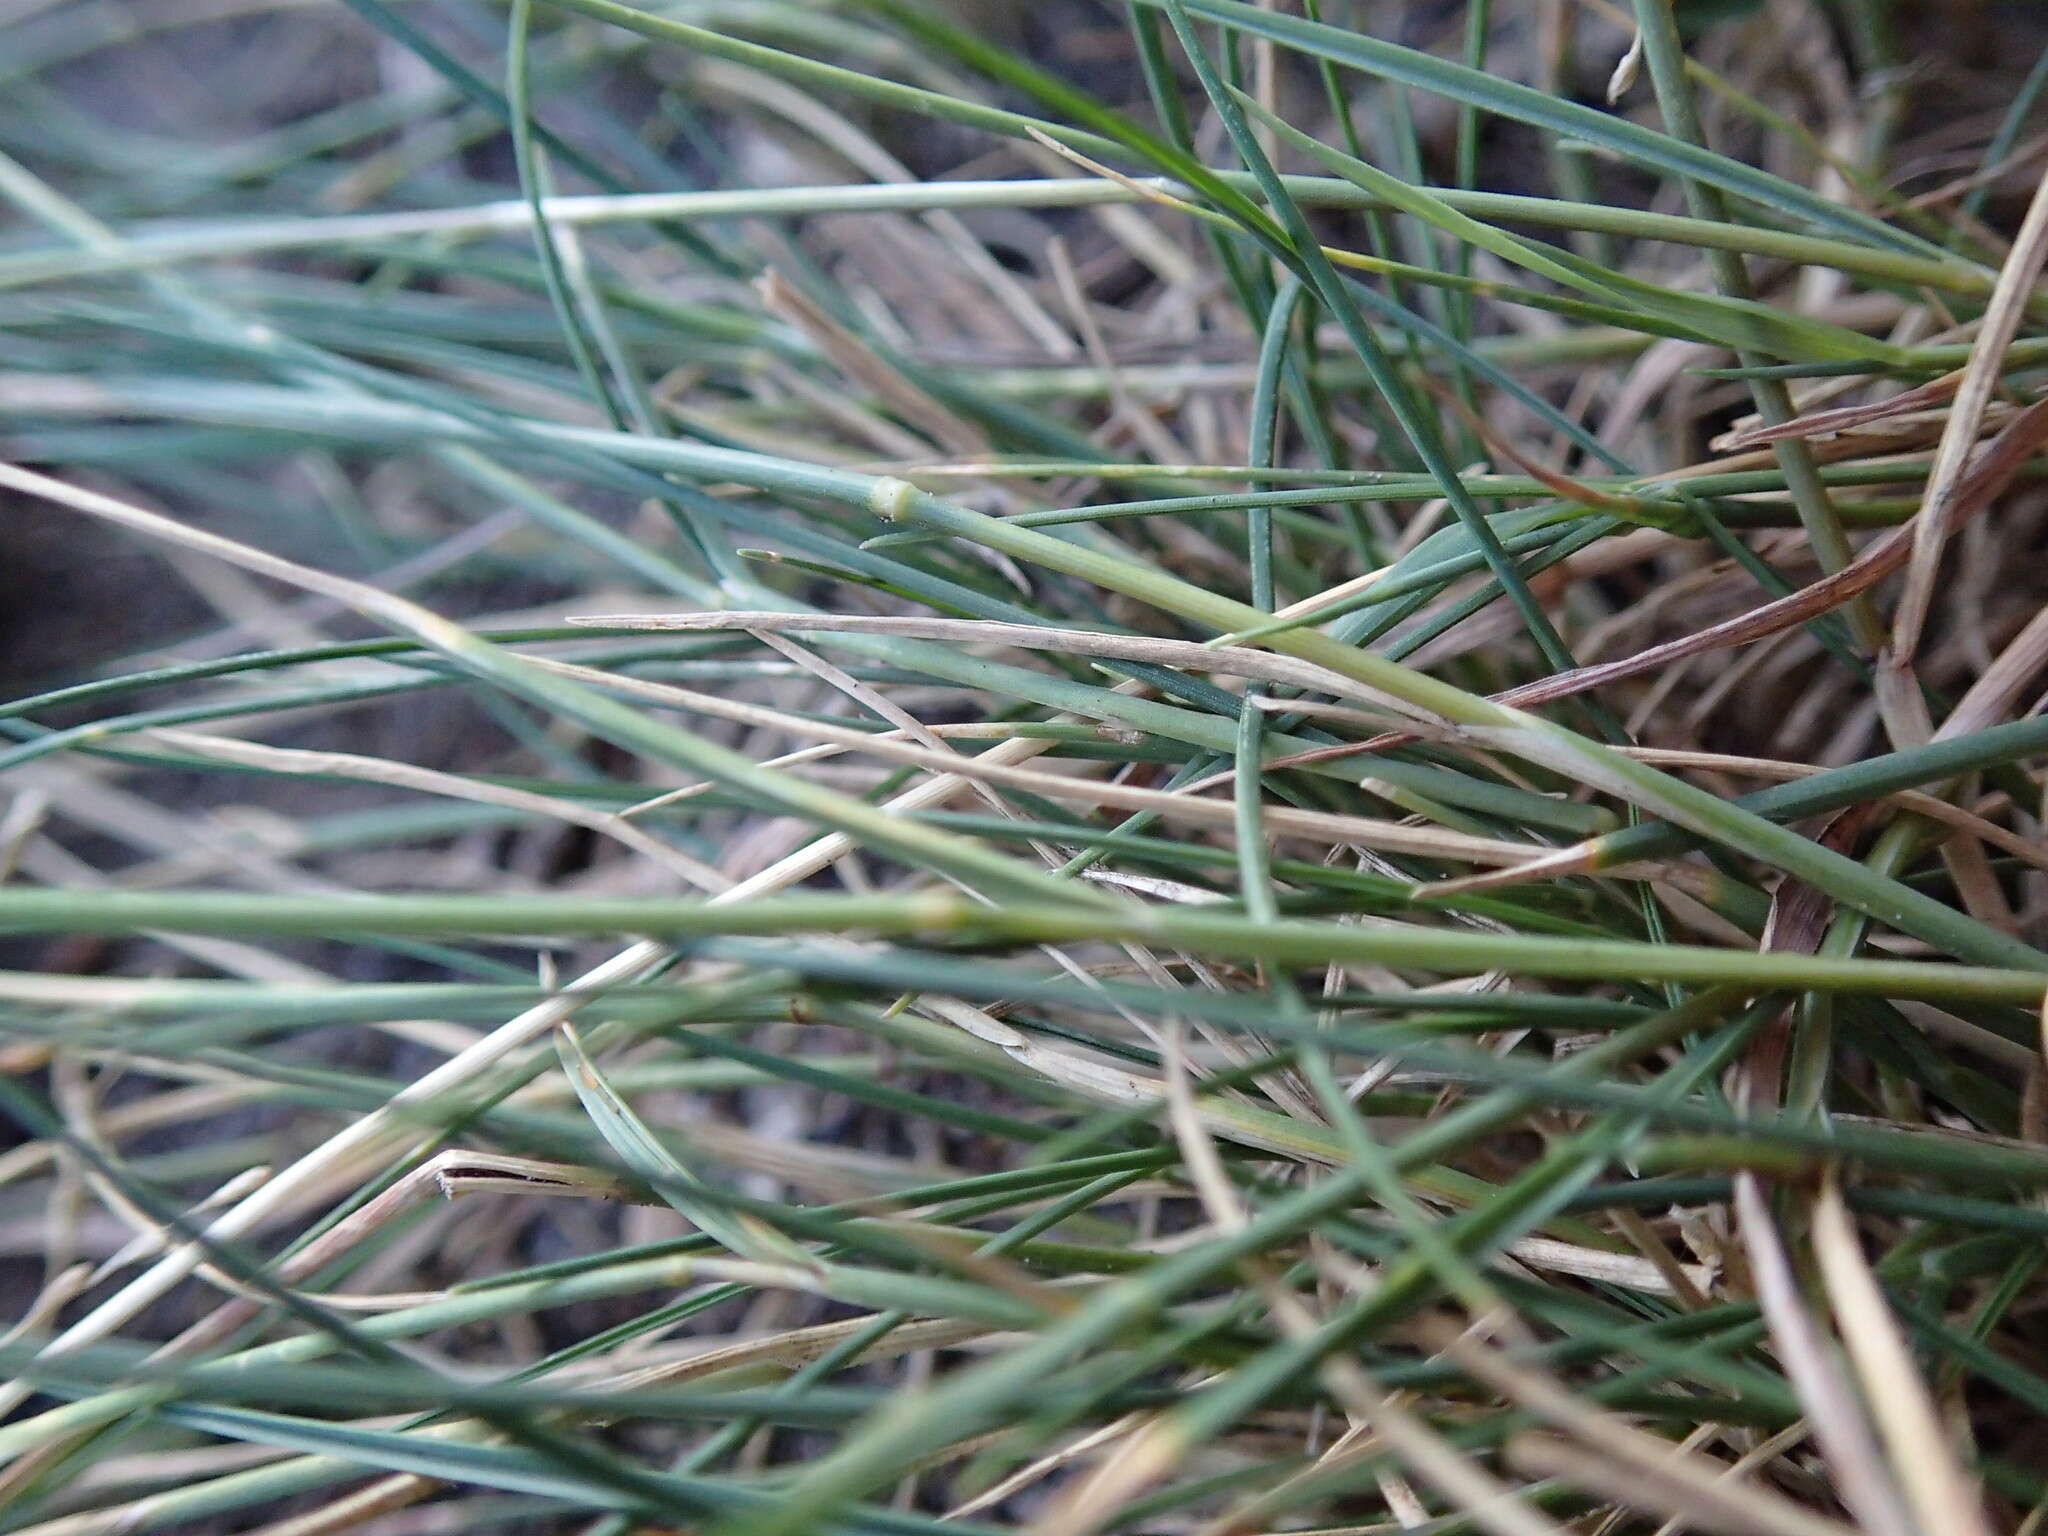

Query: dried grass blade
[1892,165,2048,665]
[1808,1178,1995,1536]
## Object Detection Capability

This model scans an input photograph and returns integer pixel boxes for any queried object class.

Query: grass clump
[2,1,2048,1532]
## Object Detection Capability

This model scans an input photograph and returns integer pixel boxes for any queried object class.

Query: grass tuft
[1,1,2046,1532]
